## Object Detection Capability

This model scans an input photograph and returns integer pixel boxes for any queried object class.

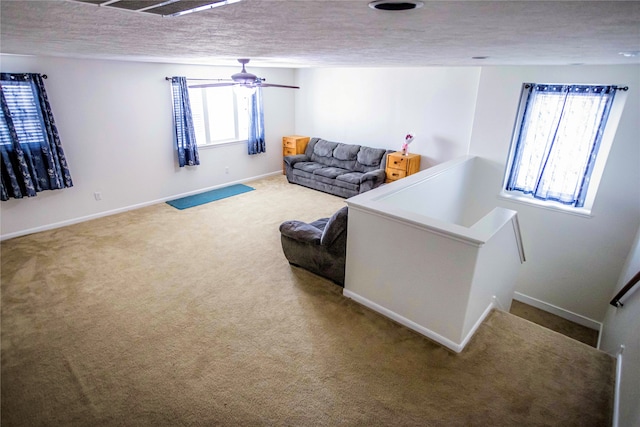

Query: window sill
[198,139,248,149]
[498,191,593,219]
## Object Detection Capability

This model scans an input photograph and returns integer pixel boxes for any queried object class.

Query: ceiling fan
[189,59,300,90]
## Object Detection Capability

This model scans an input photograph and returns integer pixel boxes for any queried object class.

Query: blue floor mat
[166,184,254,210]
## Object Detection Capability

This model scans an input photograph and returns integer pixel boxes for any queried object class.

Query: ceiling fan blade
[258,83,300,89]
[188,82,236,89]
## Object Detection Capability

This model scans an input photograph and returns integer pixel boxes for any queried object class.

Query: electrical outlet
[94,192,102,201]
[225,167,229,174]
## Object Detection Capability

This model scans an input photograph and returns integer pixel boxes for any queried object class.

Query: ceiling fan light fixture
[231,58,258,84]
[368,1,424,11]
[186,59,299,90]
[233,85,256,97]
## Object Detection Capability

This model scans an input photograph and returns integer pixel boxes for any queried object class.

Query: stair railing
[610,271,640,307]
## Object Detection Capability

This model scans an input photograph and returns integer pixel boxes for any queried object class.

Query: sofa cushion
[291,170,359,197]
[354,146,388,172]
[320,207,348,246]
[314,167,351,179]
[336,172,364,185]
[333,143,361,161]
[314,140,337,157]
[294,162,325,173]
[310,218,329,230]
[328,158,357,170]
[279,220,322,244]
[331,178,359,192]
[324,143,359,170]
[310,140,339,167]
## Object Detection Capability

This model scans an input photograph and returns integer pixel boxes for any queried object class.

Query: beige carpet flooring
[1,175,615,426]
[509,300,600,348]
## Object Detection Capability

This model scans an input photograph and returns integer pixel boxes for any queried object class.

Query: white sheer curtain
[506,84,617,207]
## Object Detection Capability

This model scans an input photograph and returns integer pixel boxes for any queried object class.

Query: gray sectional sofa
[283,137,392,198]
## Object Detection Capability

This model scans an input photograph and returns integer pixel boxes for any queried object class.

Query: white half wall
[344,156,523,352]
[0,55,296,238]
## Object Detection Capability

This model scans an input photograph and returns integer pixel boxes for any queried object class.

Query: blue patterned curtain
[248,87,265,155]
[506,84,617,207]
[0,73,73,201]
[170,77,200,167]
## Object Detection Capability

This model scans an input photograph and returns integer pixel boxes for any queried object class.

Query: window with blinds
[0,78,46,149]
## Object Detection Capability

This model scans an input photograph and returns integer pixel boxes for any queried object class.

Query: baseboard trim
[1,171,281,241]
[513,291,602,331]
[343,289,495,353]
[461,300,496,351]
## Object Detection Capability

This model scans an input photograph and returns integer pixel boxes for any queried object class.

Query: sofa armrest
[283,154,308,167]
[279,220,322,244]
[359,169,386,193]
[361,169,385,182]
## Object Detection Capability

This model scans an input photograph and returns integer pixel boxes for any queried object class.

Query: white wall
[295,65,640,323]
[0,55,296,238]
[294,67,481,167]
[469,66,640,322]
[601,225,640,427]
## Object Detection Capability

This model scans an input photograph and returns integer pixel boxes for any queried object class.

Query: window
[0,79,46,148]
[502,83,623,215]
[187,86,250,146]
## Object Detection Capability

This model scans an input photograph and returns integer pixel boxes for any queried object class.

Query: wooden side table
[385,152,421,183]
[282,135,310,174]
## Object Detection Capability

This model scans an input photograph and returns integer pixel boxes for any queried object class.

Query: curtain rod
[1,73,47,79]
[165,78,629,91]
[165,77,227,82]
[524,83,628,91]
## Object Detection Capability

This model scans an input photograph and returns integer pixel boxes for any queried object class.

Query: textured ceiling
[1,0,639,68]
